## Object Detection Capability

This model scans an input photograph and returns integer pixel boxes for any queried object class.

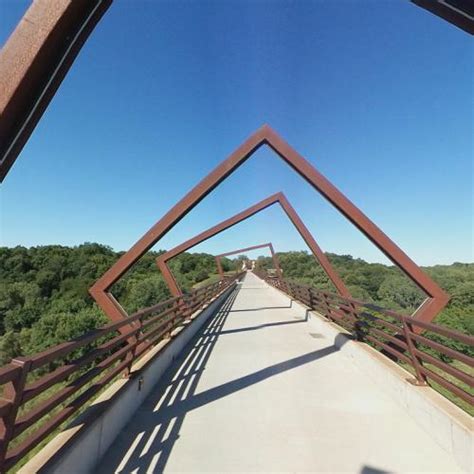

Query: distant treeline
[0,244,472,364]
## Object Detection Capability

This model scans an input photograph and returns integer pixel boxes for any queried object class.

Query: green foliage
[0,244,240,363]
[0,244,471,367]
[0,331,21,365]
[25,307,107,357]
[376,275,424,311]
[123,276,170,313]
[219,257,234,272]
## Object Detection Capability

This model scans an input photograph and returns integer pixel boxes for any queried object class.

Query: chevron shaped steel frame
[90,125,449,325]
[0,0,113,182]
[155,193,348,298]
[158,241,283,298]
[215,243,282,280]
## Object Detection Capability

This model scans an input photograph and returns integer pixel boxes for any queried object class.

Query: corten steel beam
[0,0,113,182]
[411,0,474,35]
[155,193,348,298]
[215,243,282,280]
[90,125,449,325]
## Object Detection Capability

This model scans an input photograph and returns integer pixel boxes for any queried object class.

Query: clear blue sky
[0,0,472,265]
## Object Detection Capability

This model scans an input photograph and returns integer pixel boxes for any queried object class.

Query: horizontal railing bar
[140,306,180,331]
[28,320,136,370]
[22,326,141,404]
[0,364,21,385]
[13,341,133,438]
[362,335,412,365]
[414,350,473,387]
[135,326,176,360]
[267,274,474,348]
[362,315,402,333]
[129,295,182,319]
[139,316,182,345]
[312,288,473,345]
[5,357,131,471]
[407,319,474,345]
[419,365,474,405]
[410,333,474,367]
[367,327,409,351]
[311,301,352,322]
[25,283,229,370]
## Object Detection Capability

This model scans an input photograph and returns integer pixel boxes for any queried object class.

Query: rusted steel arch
[156,241,284,296]
[90,125,449,325]
[155,193,348,298]
[411,0,474,35]
[215,243,282,280]
[0,0,113,182]
[2,2,467,183]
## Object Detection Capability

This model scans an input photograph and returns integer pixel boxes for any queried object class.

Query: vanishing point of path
[97,272,461,473]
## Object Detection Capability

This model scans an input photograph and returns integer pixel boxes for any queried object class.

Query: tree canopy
[0,245,472,365]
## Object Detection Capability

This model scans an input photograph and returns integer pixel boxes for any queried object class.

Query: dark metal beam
[411,0,473,34]
[0,0,113,182]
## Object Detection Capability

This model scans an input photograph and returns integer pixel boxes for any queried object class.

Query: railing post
[402,317,428,385]
[321,293,333,320]
[182,294,193,320]
[124,319,142,378]
[179,293,192,321]
[308,288,317,311]
[288,282,296,300]
[0,358,31,470]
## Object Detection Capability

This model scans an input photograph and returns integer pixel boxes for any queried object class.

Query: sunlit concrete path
[97,272,461,473]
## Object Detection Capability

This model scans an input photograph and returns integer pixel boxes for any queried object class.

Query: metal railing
[254,271,473,410]
[0,273,243,472]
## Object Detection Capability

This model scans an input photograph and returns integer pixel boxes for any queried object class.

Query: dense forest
[0,244,236,364]
[0,244,472,365]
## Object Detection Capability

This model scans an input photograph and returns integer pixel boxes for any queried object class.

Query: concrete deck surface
[97,272,461,473]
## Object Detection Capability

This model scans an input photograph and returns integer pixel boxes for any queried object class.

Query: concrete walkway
[97,272,461,473]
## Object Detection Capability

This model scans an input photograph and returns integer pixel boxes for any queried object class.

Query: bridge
[0,270,470,473]
[0,5,472,471]
[0,126,471,473]
[95,272,466,474]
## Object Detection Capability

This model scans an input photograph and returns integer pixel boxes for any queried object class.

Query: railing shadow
[99,285,338,473]
[219,318,306,335]
[360,466,392,474]
[228,300,293,312]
